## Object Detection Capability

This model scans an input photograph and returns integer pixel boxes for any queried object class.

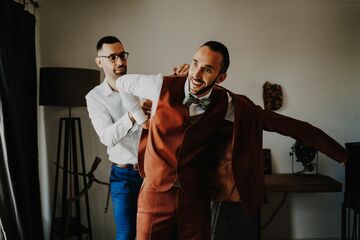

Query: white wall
[37,0,360,239]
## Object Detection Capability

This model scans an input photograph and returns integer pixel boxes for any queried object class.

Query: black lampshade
[39,67,100,106]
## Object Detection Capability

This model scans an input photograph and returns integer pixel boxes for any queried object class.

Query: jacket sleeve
[258,106,348,164]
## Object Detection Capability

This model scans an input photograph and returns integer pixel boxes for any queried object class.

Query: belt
[113,163,139,171]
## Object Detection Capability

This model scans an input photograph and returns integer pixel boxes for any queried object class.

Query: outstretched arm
[116,64,189,127]
[116,74,163,125]
[259,107,348,165]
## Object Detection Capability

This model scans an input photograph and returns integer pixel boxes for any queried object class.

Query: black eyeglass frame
[98,52,129,63]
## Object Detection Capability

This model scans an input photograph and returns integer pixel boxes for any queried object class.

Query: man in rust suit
[116,41,348,240]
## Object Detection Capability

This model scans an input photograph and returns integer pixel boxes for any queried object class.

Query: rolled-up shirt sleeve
[116,74,163,124]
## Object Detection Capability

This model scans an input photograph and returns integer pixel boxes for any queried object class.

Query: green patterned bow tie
[183,94,211,110]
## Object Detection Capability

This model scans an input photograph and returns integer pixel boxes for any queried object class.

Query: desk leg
[211,202,260,240]
[211,201,222,240]
[258,211,261,240]
[341,203,345,240]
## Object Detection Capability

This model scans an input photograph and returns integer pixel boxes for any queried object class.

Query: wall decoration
[263,81,283,111]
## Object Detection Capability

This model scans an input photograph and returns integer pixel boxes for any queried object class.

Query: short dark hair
[201,41,230,73]
[96,36,121,51]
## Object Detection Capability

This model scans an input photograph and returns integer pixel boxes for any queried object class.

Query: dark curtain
[0,0,43,239]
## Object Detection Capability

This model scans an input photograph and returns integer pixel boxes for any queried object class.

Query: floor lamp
[39,67,100,239]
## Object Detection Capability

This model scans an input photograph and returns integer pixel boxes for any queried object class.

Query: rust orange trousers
[136,179,211,240]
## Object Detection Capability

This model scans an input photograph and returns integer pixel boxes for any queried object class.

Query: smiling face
[187,46,227,97]
[95,42,127,81]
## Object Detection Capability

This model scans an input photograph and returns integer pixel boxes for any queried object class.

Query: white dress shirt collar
[100,78,117,97]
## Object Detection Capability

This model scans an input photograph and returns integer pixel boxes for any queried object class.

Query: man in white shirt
[86,36,188,240]
[86,36,145,240]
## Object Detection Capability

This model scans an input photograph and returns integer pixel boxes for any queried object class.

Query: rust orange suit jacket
[139,84,348,216]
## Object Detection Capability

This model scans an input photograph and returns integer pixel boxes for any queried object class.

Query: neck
[192,90,210,98]
[188,77,217,98]
[106,77,118,92]
[192,84,214,98]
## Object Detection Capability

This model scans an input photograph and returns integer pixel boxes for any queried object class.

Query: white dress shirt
[85,79,142,164]
[116,74,234,124]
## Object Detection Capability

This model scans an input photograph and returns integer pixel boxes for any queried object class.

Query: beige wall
[37,0,360,239]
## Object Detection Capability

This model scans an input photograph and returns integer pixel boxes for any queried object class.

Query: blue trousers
[110,165,143,240]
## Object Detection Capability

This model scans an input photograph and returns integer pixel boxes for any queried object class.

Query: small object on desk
[290,140,318,174]
[262,148,272,175]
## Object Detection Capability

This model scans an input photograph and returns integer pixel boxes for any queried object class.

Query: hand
[172,63,189,76]
[141,99,152,118]
[128,112,135,125]
[141,119,150,129]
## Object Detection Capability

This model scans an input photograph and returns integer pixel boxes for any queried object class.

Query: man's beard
[189,74,219,96]
[114,66,127,77]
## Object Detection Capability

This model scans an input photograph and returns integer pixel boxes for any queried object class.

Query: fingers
[142,99,152,108]
[141,99,152,118]
[177,63,189,76]
[128,112,135,124]
[141,119,150,129]
[173,63,189,76]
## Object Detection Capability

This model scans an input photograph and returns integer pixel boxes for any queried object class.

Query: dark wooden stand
[50,117,92,240]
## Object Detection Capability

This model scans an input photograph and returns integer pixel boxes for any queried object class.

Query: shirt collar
[100,78,117,97]
[184,79,212,99]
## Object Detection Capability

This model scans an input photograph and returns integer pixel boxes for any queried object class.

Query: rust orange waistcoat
[139,76,228,195]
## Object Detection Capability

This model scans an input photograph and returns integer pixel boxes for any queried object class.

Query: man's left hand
[172,63,189,76]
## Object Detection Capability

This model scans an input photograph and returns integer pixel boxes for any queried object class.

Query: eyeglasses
[98,52,129,63]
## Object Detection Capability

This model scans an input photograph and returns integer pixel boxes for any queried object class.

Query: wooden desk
[265,173,342,192]
[212,173,342,240]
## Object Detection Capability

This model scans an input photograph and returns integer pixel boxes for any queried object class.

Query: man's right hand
[141,99,152,118]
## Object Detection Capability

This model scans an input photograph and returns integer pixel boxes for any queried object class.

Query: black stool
[342,142,360,240]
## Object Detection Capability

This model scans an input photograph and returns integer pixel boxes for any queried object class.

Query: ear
[216,73,227,84]
[95,57,102,68]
